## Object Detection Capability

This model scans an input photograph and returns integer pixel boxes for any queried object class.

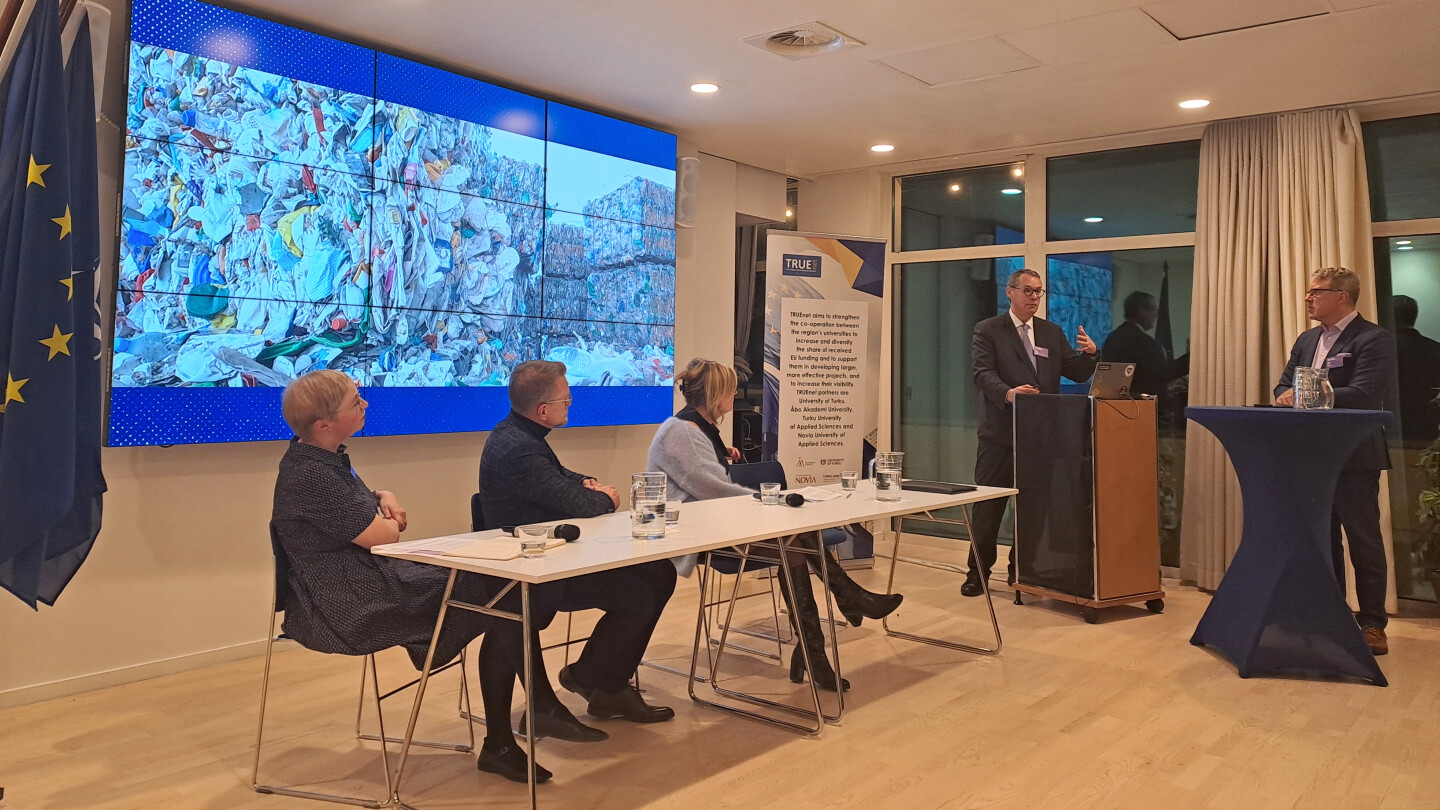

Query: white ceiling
[223,0,1440,178]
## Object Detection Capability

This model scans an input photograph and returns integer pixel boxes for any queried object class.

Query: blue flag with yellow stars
[0,0,107,608]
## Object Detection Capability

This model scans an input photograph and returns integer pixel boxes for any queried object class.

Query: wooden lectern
[1010,394,1164,622]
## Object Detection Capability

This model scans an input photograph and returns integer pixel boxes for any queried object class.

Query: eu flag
[0,0,107,608]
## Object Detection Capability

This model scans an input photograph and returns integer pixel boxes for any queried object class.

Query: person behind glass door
[646,358,902,692]
[1391,294,1440,446]
[1102,291,1174,397]
[1274,268,1395,655]
[270,371,582,786]
[479,360,678,723]
[967,269,1098,597]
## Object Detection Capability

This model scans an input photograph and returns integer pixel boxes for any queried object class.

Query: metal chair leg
[252,606,391,808]
[357,653,476,753]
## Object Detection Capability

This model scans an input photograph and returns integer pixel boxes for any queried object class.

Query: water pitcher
[630,472,667,539]
[868,451,905,502]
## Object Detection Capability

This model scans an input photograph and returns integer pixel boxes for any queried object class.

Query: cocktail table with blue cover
[1186,405,1390,686]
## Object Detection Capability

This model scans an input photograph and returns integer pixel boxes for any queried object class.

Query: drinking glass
[665,500,681,526]
[759,482,781,505]
[519,525,548,558]
[840,470,859,491]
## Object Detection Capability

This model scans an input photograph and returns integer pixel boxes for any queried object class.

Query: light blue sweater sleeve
[646,418,753,577]
[648,419,753,502]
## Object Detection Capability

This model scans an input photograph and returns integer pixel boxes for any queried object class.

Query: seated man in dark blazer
[1274,267,1395,656]
[480,360,677,721]
[966,268,1098,596]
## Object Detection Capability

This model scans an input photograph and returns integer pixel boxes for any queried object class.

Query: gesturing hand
[1075,325,1097,355]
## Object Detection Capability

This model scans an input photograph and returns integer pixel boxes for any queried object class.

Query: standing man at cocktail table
[1273,267,1395,655]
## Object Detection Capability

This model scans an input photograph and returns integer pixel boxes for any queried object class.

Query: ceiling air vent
[744,22,863,61]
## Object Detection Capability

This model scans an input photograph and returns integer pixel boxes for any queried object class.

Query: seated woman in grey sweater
[646,358,903,692]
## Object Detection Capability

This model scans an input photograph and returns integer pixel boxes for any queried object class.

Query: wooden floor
[3,537,1436,810]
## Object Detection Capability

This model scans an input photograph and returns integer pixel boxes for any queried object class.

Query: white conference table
[373,480,1016,809]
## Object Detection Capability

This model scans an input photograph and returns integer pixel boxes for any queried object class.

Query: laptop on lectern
[1089,362,1136,399]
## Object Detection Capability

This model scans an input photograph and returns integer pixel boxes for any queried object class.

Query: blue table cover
[1186,405,1390,686]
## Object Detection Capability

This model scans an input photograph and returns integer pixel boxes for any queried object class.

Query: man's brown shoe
[1363,626,1388,656]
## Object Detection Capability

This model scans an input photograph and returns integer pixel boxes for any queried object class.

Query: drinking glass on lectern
[869,452,904,502]
[630,472,668,539]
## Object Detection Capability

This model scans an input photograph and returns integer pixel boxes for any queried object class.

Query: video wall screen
[111,0,677,446]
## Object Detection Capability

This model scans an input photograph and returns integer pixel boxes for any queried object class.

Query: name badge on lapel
[1033,346,1050,359]
[1325,352,1350,369]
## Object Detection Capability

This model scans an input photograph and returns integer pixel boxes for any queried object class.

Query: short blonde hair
[1313,267,1361,305]
[282,370,354,438]
[676,358,737,419]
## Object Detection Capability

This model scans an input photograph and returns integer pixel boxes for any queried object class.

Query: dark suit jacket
[1273,314,1395,471]
[1101,321,1171,396]
[479,411,616,528]
[972,313,1099,446]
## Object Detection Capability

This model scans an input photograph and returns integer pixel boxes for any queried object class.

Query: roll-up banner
[763,232,887,560]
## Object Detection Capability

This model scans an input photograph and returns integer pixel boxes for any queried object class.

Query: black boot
[777,566,850,692]
[807,548,903,627]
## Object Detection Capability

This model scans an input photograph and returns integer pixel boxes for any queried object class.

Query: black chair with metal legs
[253,525,475,808]
[722,462,851,639]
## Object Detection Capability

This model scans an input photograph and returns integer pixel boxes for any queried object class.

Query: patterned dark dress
[271,439,489,669]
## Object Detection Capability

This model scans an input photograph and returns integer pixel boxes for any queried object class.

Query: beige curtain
[1183,109,1392,612]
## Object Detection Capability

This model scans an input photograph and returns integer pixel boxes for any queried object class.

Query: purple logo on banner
[782,254,823,277]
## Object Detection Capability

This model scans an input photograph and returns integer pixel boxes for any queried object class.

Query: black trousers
[967,437,1014,580]
[1332,469,1388,630]
[558,559,677,693]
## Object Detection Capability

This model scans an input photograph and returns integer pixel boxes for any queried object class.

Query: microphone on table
[501,524,581,542]
[752,492,806,507]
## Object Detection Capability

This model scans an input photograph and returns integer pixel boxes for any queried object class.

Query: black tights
[478,627,564,750]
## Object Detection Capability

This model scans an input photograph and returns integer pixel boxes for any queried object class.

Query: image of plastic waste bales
[368,180,543,350]
[126,44,372,179]
[119,139,371,305]
[543,210,674,326]
[372,101,545,209]
[545,142,675,226]
[542,320,674,387]
[114,142,544,390]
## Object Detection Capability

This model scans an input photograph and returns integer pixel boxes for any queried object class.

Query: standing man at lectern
[965,269,1098,597]
[1273,267,1394,656]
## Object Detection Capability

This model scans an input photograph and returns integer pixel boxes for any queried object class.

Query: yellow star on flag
[52,206,72,240]
[39,325,72,360]
[3,373,28,410]
[27,155,49,188]
[60,275,74,300]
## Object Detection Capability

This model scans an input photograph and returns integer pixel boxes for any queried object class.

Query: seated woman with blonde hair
[272,370,600,785]
[646,358,903,691]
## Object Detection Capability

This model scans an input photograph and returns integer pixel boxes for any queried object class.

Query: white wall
[0,54,771,705]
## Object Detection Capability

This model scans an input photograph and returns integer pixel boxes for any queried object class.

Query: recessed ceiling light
[1179,98,1210,109]
[1084,217,1104,223]
[1000,188,1022,195]
[785,209,793,218]
[870,143,895,153]
[1397,245,1414,251]
[1011,166,1024,178]
[690,82,719,94]
[1396,240,1412,245]
[949,183,960,192]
